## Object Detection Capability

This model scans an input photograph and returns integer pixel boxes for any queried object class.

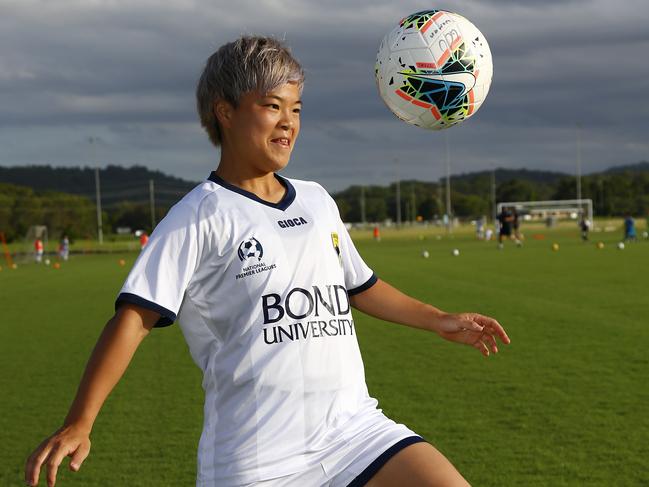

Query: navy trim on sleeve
[115,292,176,328]
[347,436,426,487]
[347,273,378,296]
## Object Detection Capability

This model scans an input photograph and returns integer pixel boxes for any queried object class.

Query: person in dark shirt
[497,207,514,249]
[512,208,523,246]
[580,217,590,242]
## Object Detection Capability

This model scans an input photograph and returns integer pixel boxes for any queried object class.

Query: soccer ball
[375,9,493,130]
[421,250,430,258]
[452,248,460,256]
[44,259,51,266]
[617,242,625,250]
[551,243,559,252]
[596,242,604,249]
[238,238,264,261]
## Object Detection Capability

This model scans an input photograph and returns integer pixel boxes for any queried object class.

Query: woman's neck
[215,162,285,204]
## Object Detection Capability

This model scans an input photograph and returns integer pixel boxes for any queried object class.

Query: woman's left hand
[434,313,511,356]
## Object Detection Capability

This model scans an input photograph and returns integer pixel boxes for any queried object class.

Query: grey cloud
[0,0,648,191]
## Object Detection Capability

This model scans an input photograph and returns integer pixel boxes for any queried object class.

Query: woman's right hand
[25,424,91,487]
[24,305,158,486]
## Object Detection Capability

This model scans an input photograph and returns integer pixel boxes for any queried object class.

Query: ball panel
[417,109,446,130]
[429,14,464,68]
[390,29,428,52]
[399,10,445,34]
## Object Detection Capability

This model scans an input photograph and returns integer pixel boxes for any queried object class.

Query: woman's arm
[349,278,510,355]
[25,304,160,487]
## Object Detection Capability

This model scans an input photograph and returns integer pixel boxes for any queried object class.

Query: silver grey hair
[196,35,305,147]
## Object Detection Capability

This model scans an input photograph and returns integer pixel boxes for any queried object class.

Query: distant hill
[451,167,569,185]
[0,165,198,209]
[1,162,648,223]
[602,161,649,174]
[2,163,647,197]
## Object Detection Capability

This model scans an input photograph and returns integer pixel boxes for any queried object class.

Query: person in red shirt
[139,233,149,249]
[34,238,44,263]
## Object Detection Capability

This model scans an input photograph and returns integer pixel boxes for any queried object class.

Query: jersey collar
[207,171,296,211]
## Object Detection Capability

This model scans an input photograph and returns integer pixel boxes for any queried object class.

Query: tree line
[0,183,172,242]
[333,169,649,223]
[0,183,97,242]
[1,164,648,241]
[0,165,193,242]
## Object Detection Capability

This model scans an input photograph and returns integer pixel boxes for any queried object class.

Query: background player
[624,214,636,241]
[25,36,510,487]
[59,235,69,261]
[34,237,44,263]
[579,217,590,242]
[512,208,523,246]
[497,206,513,249]
[138,232,149,250]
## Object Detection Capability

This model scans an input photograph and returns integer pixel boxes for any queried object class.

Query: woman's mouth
[271,137,290,148]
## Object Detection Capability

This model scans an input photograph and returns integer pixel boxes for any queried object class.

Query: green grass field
[2,226,648,486]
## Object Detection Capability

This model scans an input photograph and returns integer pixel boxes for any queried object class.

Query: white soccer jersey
[116,172,392,485]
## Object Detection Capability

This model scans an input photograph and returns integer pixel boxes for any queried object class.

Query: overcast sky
[1,0,648,191]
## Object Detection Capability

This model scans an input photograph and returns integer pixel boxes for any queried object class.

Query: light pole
[491,168,497,224]
[576,124,583,214]
[394,157,401,227]
[360,185,366,226]
[89,136,103,244]
[444,131,452,233]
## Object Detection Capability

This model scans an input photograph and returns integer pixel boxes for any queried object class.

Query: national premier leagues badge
[235,237,276,281]
[238,237,264,262]
[331,232,342,266]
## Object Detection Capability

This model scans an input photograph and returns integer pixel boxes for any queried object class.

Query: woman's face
[219,82,302,174]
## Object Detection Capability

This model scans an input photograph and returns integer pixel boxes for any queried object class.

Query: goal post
[496,199,593,228]
[17,225,49,263]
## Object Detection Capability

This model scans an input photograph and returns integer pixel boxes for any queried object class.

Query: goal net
[496,199,593,229]
[17,225,49,263]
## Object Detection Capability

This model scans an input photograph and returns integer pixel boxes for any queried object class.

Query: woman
[26,36,509,487]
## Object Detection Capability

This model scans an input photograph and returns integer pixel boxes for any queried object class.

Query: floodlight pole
[394,157,401,228]
[491,168,497,223]
[89,136,104,245]
[360,185,366,225]
[410,184,416,223]
[94,167,103,245]
[576,124,583,212]
[444,131,452,233]
[149,179,156,231]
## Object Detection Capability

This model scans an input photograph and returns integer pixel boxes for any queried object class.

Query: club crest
[331,232,342,266]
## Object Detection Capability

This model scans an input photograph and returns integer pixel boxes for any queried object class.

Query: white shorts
[244,414,425,487]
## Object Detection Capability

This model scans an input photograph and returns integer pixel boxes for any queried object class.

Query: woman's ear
[214,99,233,129]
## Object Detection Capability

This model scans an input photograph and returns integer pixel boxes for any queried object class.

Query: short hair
[196,35,305,147]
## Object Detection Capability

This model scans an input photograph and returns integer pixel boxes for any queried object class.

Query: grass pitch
[2,225,648,486]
